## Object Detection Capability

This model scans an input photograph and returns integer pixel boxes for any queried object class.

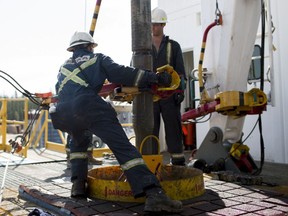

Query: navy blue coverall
[65,132,94,157]
[152,36,186,165]
[51,48,162,198]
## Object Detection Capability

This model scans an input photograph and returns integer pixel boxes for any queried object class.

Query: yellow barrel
[87,165,205,203]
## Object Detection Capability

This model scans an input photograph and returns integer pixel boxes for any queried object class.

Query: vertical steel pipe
[131,0,154,154]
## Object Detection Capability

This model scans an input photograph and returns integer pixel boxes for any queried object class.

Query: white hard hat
[67,31,98,52]
[151,7,168,23]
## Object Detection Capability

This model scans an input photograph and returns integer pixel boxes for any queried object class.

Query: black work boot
[71,180,87,198]
[144,187,183,213]
[171,158,186,166]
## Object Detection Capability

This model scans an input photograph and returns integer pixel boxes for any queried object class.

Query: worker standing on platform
[151,8,187,166]
[50,31,182,213]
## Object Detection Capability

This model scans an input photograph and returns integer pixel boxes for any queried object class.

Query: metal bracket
[194,127,241,173]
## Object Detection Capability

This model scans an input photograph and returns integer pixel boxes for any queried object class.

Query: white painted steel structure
[158,0,288,164]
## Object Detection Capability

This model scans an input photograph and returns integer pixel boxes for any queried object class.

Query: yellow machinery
[105,64,181,103]
[215,88,267,117]
[182,0,268,175]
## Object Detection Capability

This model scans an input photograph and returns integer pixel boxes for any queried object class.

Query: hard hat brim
[67,42,98,52]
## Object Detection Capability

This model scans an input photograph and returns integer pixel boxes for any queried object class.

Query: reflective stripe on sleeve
[121,158,145,171]
[133,69,145,87]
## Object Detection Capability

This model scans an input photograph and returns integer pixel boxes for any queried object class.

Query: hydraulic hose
[254,0,266,175]
[198,15,222,104]
[198,21,218,92]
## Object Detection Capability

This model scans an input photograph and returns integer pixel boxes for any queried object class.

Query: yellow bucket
[87,165,205,203]
[139,135,163,175]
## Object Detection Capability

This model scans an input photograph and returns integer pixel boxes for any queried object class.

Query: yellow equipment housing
[230,143,250,160]
[215,88,267,116]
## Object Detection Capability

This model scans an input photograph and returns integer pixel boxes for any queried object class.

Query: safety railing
[0,98,69,157]
[0,98,29,156]
[0,98,121,158]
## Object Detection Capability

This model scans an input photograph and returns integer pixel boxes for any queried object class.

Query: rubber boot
[144,187,183,213]
[71,180,87,198]
[87,151,103,165]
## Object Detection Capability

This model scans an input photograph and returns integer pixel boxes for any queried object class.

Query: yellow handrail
[0,98,129,158]
[0,98,67,157]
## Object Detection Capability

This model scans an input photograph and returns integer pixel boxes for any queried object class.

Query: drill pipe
[131,0,155,154]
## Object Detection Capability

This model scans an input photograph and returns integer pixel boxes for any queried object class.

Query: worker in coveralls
[151,8,187,165]
[50,31,182,213]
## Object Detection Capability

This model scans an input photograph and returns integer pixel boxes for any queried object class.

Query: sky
[0,0,158,97]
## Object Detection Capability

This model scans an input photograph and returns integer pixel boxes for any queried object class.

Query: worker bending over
[50,32,182,213]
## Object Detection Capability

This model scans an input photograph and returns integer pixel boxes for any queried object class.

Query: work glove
[157,71,172,87]
[174,92,185,105]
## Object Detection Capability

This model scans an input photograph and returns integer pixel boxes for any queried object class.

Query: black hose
[254,0,266,175]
